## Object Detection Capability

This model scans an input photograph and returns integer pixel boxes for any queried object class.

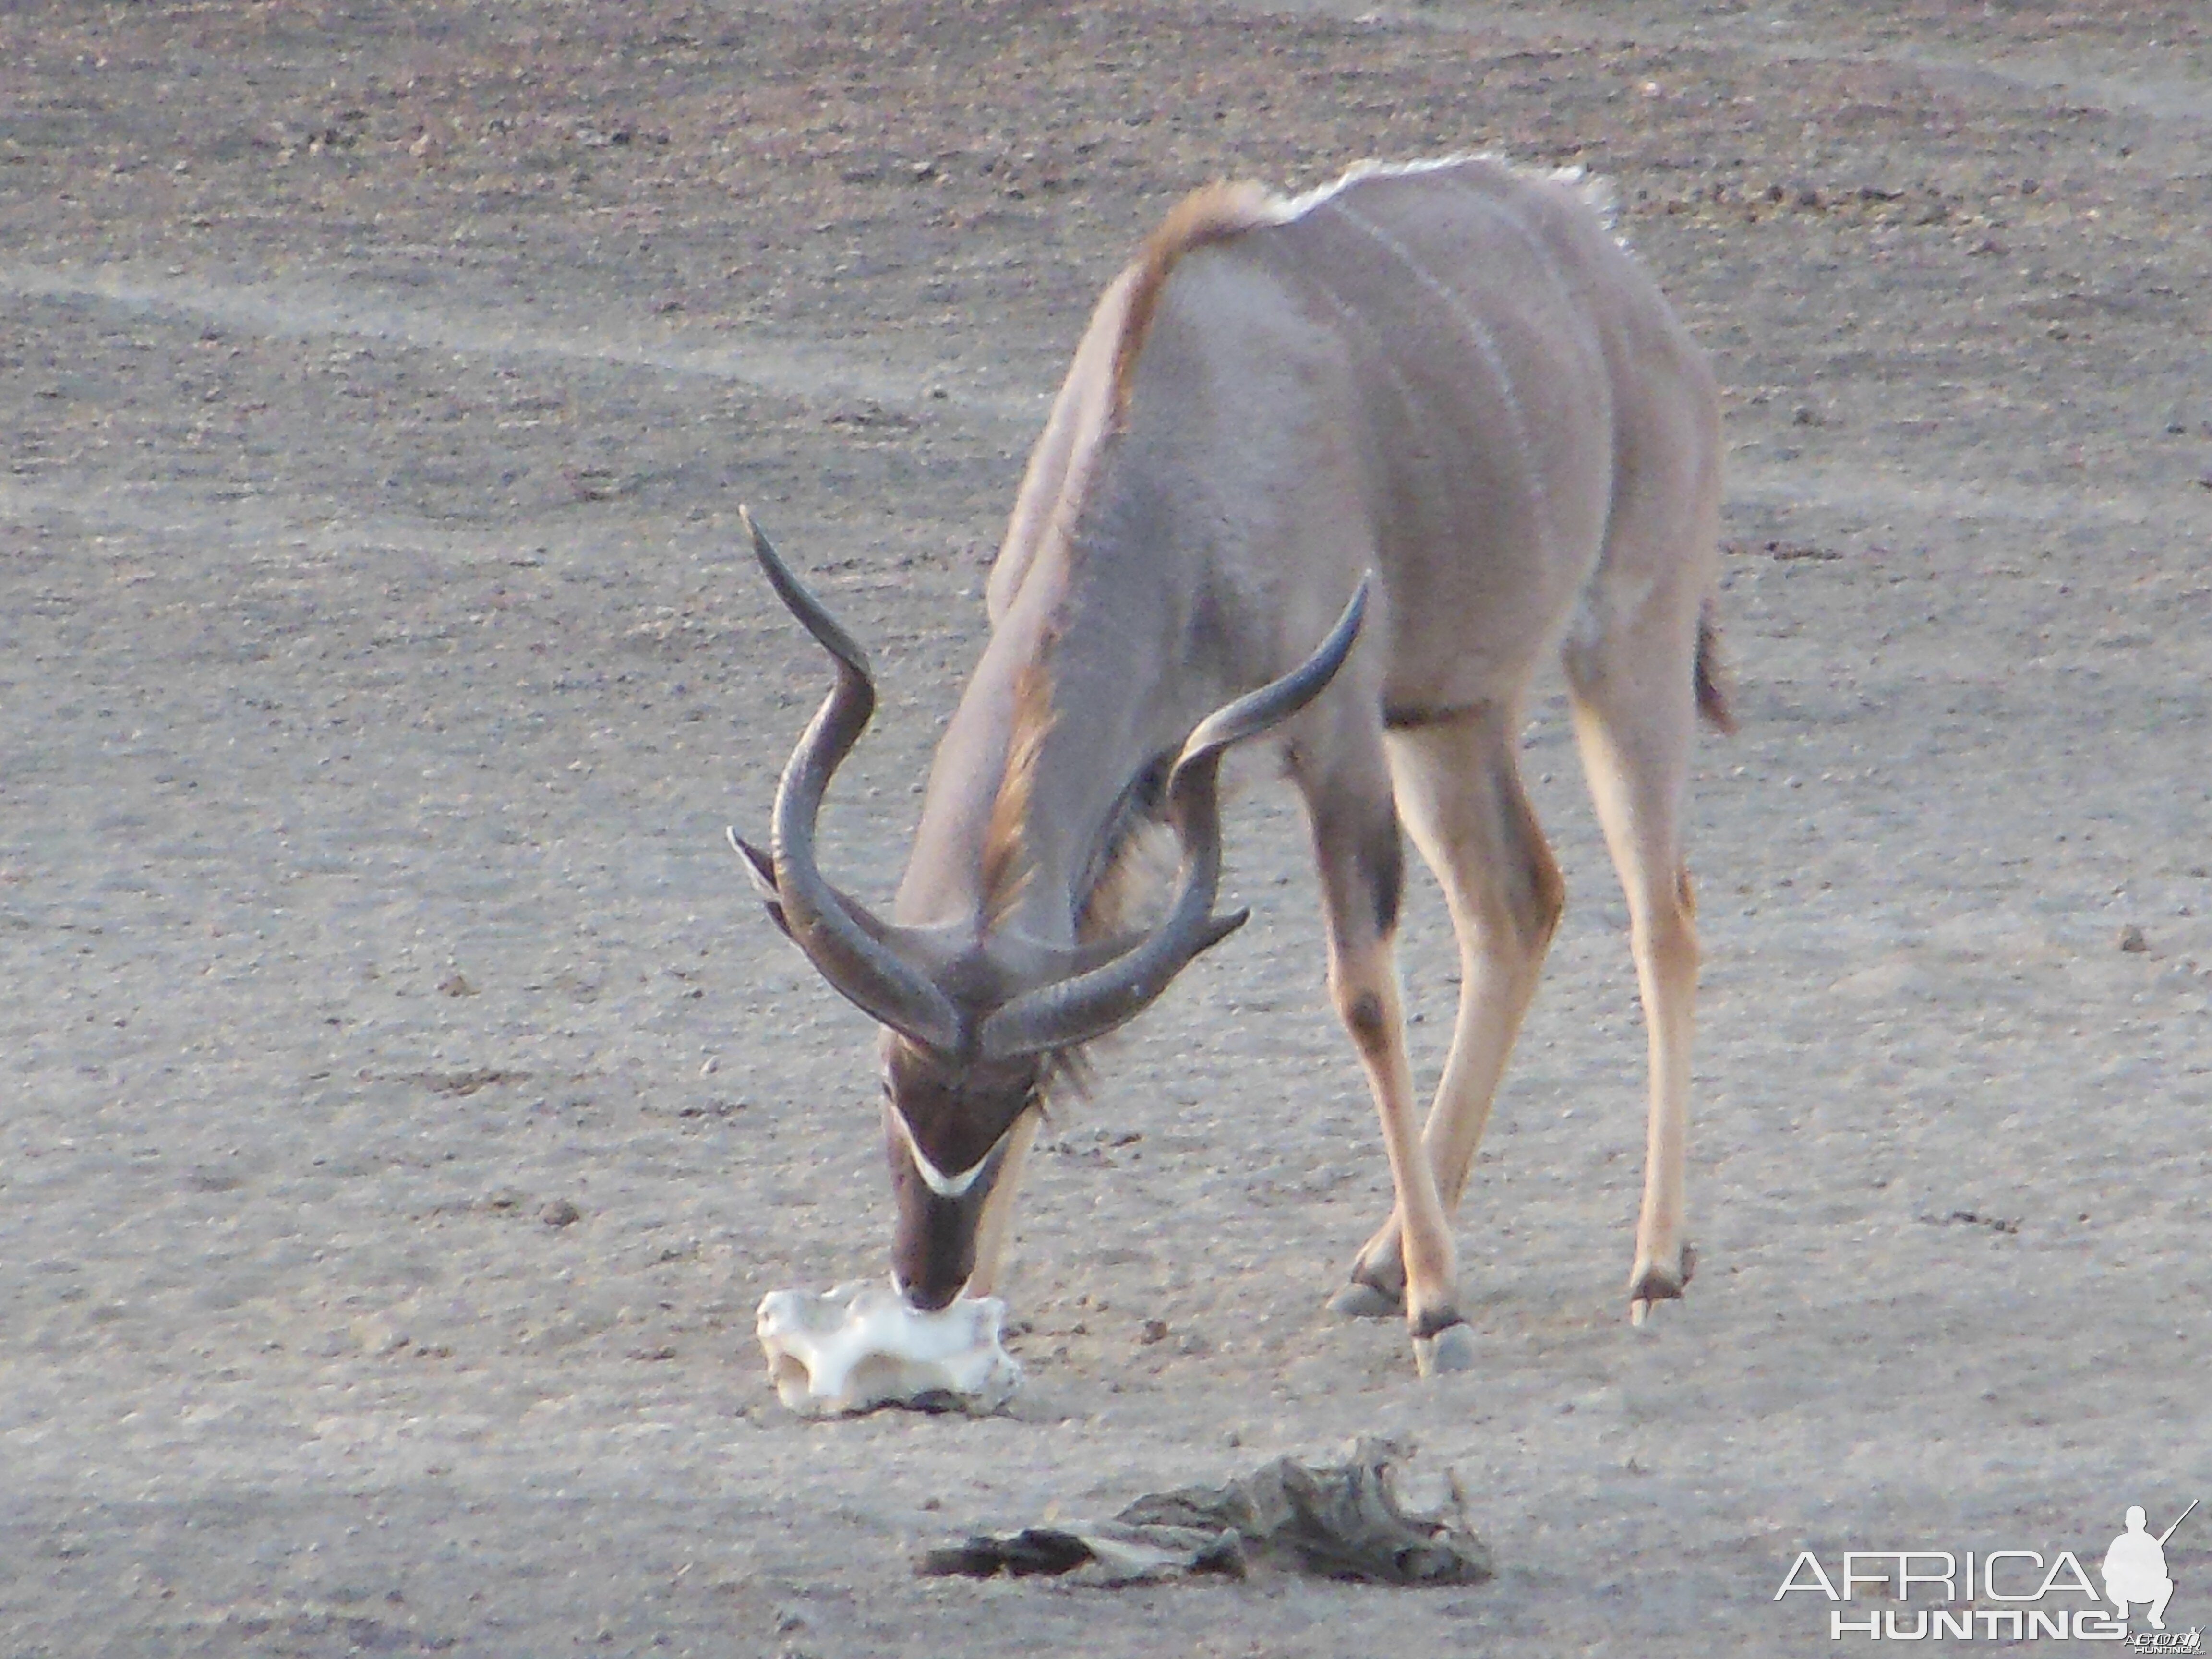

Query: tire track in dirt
[0,472,533,570]
[9,453,2204,572]
[0,262,1050,434]
[10,264,2208,553]
[1239,0,2212,131]
[1897,57,2212,128]
[1729,459,2212,540]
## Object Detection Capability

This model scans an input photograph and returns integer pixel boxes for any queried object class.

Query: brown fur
[1076,817,1169,943]
[981,661,1171,941]
[1110,180,1277,420]
[1695,597,1735,734]
[980,656,1056,925]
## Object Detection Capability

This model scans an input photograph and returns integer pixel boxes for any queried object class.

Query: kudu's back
[1100,156,1719,717]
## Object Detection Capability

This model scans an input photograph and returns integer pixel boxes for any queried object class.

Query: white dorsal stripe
[1274,153,1489,219]
[1270,153,1620,238]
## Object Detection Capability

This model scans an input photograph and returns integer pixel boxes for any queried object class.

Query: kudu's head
[732,510,1366,1310]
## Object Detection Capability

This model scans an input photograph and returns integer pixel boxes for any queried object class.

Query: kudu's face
[878,1036,1038,1310]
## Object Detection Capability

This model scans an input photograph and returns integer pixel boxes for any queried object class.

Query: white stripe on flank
[1319,195,1555,559]
[1436,170,1582,311]
[1295,267,1430,484]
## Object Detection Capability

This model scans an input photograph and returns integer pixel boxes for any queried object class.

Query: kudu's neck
[893,505,1217,951]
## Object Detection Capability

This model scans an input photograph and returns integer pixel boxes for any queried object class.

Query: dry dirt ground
[3,1,2211,1654]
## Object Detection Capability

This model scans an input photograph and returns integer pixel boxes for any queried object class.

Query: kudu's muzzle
[885,1108,1018,1311]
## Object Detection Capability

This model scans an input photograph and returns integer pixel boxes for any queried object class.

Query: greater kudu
[736,156,1729,1376]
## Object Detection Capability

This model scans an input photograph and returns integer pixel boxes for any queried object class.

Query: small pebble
[541,1199,582,1227]
[2118,924,2149,953]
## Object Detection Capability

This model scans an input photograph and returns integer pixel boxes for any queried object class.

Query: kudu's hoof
[1627,1241,1697,1327]
[1328,1279,1404,1320]
[1413,1322,1479,1377]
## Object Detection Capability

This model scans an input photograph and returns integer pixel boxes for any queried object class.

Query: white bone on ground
[755,1281,1021,1416]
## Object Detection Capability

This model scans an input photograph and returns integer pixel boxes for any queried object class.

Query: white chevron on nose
[893,1109,993,1199]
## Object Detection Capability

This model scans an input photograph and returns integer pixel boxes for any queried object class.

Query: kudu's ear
[727,826,793,940]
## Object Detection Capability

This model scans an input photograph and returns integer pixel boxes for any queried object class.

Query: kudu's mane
[1109,179,1279,420]
[977,180,1282,935]
[978,655,1053,927]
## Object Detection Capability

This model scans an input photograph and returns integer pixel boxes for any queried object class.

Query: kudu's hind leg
[1299,751,1476,1375]
[1566,616,1704,1325]
[1330,709,1564,1317]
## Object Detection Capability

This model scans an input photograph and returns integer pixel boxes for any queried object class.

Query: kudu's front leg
[1304,770,1477,1376]
[1330,713,1565,1320]
[963,1108,1039,1300]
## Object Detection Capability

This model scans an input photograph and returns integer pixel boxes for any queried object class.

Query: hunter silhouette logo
[1776,1497,2201,1643]
[2105,1501,2195,1634]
